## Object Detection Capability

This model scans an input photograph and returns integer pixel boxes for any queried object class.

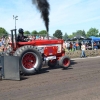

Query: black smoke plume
[32,0,50,32]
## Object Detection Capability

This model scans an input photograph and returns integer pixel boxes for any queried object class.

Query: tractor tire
[4,47,12,56]
[48,59,57,68]
[59,56,70,69]
[14,45,42,75]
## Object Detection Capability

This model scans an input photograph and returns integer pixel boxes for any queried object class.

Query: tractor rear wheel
[14,45,42,75]
[59,56,70,69]
[4,47,12,56]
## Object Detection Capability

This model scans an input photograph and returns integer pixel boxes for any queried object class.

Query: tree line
[54,28,100,40]
[0,27,48,37]
[0,27,100,40]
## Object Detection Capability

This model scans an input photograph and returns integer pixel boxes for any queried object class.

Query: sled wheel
[14,45,42,74]
[59,56,70,69]
[48,59,57,68]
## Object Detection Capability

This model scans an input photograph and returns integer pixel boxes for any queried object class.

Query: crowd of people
[1,28,100,57]
[17,28,56,42]
[0,35,50,52]
[64,41,100,51]
[63,41,100,58]
[0,36,11,52]
[0,28,55,52]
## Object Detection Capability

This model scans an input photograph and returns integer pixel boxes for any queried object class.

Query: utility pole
[13,15,18,43]
[13,15,18,29]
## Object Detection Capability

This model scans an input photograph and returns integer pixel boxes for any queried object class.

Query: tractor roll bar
[11,29,17,49]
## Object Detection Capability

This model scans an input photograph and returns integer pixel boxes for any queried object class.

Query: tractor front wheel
[59,56,70,69]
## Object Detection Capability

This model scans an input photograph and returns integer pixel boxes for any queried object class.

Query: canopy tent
[66,36,86,42]
[89,36,100,50]
[84,37,92,40]
[66,38,73,41]
[89,36,100,41]
[71,36,85,41]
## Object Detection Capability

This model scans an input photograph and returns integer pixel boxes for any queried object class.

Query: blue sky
[0,0,100,36]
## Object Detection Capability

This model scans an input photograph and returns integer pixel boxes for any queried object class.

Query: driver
[17,28,28,42]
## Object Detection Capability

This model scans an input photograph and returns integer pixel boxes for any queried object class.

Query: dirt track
[0,56,100,100]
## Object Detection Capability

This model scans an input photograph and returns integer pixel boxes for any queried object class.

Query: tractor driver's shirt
[17,34,28,42]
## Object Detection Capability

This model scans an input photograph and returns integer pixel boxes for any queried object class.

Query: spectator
[0,39,2,47]
[36,35,39,40]
[63,41,66,50]
[85,43,89,50]
[94,42,98,50]
[79,42,82,50]
[76,42,79,50]
[69,42,73,51]
[40,36,44,40]
[0,39,2,51]
[66,42,70,51]
[81,43,86,58]
[32,36,36,40]
[73,42,76,51]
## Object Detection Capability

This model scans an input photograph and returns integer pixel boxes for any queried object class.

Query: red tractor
[5,29,70,75]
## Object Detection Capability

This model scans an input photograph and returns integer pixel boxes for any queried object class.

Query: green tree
[24,31,31,35]
[0,27,8,37]
[53,30,63,39]
[86,28,99,37]
[68,34,74,38]
[38,30,47,37]
[63,33,69,40]
[72,32,76,37]
[73,30,86,37]
[99,33,100,37]
[31,30,38,36]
